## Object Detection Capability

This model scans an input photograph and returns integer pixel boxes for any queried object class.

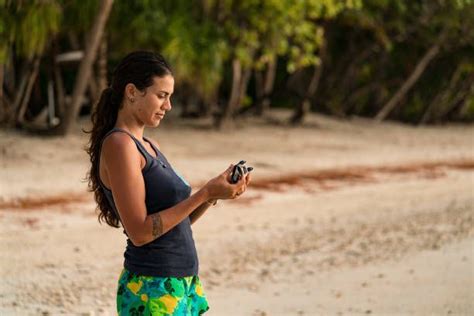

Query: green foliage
[60,0,98,35]
[2,0,472,124]
[108,1,226,102]
[163,14,226,101]
[0,1,61,62]
[464,97,474,119]
[316,0,474,121]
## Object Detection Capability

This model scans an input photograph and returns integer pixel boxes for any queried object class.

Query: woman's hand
[204,164,252,200]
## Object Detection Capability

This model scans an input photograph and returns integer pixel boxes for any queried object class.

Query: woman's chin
[147,117,162,127]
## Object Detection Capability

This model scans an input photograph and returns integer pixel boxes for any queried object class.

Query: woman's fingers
[236,180,247,196]
[216,164,252,199]
[233,172,251,198]
[237,173,248,185]
[224,164,234,176]
[225,164,237,183]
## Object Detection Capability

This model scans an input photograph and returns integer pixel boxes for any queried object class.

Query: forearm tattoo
[151,213,163,238]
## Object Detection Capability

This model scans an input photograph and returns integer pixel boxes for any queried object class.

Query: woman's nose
[164,98,172,111]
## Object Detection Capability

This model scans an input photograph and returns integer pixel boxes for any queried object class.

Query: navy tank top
[98,127,198,277]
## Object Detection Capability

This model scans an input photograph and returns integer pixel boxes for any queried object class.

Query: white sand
[0,110,473,315]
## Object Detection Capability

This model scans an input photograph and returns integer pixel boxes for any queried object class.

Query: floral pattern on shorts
[117,268,209,315]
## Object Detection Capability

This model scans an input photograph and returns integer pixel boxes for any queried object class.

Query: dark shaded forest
[1,0,473,135]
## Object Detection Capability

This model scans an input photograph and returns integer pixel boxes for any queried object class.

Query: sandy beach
[0,110,473,315]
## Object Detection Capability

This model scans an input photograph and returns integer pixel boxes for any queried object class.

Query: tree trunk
[53,60,66,119]
[88,68,99,106]
[255,57,277,116]
[58,0,113,135]
[97,36,108,91]
[249,68,263,115]
[290,41,326,125]
[216,57,242,129]
[88,31,107,110]
[0,64,4,100]
[237,66,252,109]
[286,68,306,98]
[1,54,18,125]
[290,99,312,125]
[375,33,445,122]
[16,56,41,125]
[290,65,321,125]
[8,62,30,126]
[0,64,5,123]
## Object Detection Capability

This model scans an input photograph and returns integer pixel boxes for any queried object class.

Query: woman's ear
[124,83,137,102]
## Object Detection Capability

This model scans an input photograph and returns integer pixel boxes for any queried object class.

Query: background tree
[58,0,113,135]
[1,0,472,135]
[374,0,473,122]
[286,0,362,125]
[0,0,61,126]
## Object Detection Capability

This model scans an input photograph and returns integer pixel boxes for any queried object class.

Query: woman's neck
[115,110,145,140]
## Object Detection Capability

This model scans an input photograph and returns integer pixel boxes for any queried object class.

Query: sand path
[0,112,473,315]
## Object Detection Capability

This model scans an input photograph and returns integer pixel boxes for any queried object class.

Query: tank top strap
[102,127,152,171]
[143,136,161,155]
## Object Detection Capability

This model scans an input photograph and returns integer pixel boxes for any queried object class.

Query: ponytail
[83,87,122,228]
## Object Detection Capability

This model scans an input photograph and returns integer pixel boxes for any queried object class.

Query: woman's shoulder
[102,132,138,158]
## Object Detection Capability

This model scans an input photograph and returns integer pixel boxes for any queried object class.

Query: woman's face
[130,75,174,127]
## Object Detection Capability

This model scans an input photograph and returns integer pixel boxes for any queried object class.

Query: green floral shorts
[116,268,210,315]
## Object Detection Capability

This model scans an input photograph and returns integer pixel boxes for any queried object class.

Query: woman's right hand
[204,164,250,200]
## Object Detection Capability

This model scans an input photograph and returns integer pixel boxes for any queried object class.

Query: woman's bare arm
[189,199,217,225]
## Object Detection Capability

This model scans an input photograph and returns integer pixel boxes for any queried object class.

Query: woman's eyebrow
[158,90,173,95]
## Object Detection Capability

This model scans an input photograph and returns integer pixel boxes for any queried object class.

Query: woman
[85,51,250,315]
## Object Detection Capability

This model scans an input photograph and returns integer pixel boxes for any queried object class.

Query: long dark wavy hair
[83,51,172,228]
